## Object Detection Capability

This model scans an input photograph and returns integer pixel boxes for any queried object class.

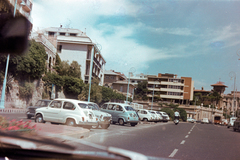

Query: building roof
[211,81,228,87]
[104,70,118,75]
[194,89,211,93]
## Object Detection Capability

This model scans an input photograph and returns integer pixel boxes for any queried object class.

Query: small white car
[35,99,98,129]
[151,111,163,122]
[201,118,209,124]
[78,101,112,129]
[137,109,155,122]
[227,117,237,128]
[158,111,170,122]
[187,117,196,123]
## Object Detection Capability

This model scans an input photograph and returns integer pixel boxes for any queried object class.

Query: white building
[36,26,106,85]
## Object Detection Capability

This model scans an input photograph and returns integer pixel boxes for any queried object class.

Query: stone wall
[0,78,44,109]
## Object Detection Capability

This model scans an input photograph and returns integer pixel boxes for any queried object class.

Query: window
[120,86,123,92]
[50,101,62,108]
[35,101,41,106]
[41,101,50,107]
[108,104,116,110]
[116,105,123,111]
[63,102,75,110]
[78,103,88,109]
[48,32,55,36]
[57,45,62,53]
[70,33,77,36]
[101,104,108,109]
[59,32,65,36]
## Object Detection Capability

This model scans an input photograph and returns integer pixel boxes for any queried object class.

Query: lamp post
[88,45,95,102]
[126,67,135,102]
[0,0,18,109]
[229,71,236,117]
[151,81,158,111]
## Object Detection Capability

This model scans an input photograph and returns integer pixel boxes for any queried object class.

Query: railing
[32,34,57,54]
[0,109,27,113]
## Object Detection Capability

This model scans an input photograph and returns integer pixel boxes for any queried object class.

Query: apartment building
[36,26,106,85]
[1,0,33,26]
[223,91,240,116]
[147,73,194,104]
[31,31,57,72]
[129,73,148,86]
[104,70,135,99]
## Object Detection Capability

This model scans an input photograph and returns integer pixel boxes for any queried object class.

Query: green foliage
[177,108,187,121]
[134,81,148,100]
[63,76,84,99]
[16,40,47,80]
[54,60,81,78]
[19,82,34,99]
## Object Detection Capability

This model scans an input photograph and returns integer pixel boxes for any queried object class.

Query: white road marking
[169,149,178,157]
[180,140,185,144]
[185,135,189,138]
[188,132,191,134]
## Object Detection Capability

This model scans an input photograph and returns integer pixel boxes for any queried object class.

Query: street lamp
[151,81,158,111]
[229,71,236,117]
[0,0,18,109]
[126,67,135,102]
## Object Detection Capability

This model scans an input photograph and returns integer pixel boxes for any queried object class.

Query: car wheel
[130,123,137,126]
[143,118,148,122]
[233,127,236,132]
[118,118,124,126]
[66,119,76,127]
[227,126,230,128]
[101,124,110,129]
[112,121,116,124]
[27,114,32,119]
[35,114,45,123]
[92,123,99,129]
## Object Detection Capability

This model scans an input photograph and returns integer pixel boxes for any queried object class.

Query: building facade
[129,73,148,86]
[104,70,135,99]
[36,27,106,86]
[147,73,194,104]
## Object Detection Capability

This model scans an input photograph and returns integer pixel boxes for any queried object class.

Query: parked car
[137,109,155,122]
[227,117,237,128]
[233,117,240,132]
[201,118,209,124]
[158,111,170,122]
[26,99,51,119]
[151,111,163,122]
[220,119,228,126]
[77,101,112,129]
[187,117,196,123]
[35,99,98,129]
[100,102,139,126]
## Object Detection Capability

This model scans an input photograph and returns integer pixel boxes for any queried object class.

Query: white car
[151,111,163,122]
[201,118,209,124]
[35,99,98,129]
[137,109,155,122]
[77,101,112,129]
[227,117,237,128]
[158,111,170,122]
[187,117,196,123]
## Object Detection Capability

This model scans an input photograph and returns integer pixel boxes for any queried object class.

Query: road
[1,113,240,160]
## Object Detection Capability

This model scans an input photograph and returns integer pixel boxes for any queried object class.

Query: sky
[32,0,240,94]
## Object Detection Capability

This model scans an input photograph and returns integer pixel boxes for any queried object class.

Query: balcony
[22,0,32,12]
[160,88,184,92]
[148,87,160,92]
[160,81,184,86]
[160,95,183,99]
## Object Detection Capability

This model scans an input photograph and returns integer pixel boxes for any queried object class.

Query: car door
[44,100,62,122]
[115,105,124,122]
[60,101,76,123]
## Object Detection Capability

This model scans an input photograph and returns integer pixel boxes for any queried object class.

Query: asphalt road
[1,113,240,160]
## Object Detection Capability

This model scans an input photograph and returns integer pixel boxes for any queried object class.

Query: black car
[26,99,51,119]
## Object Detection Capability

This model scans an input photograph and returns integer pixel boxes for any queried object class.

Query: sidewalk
[32,123,90,141]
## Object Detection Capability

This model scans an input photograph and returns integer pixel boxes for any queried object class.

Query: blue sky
[32,0,240,94]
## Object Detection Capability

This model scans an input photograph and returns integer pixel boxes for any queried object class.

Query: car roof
[104,102,131,106]
[54,98,97,104]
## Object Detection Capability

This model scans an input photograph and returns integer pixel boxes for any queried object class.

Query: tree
[135,81,148,100]
[16,40,47,80]
[161,108,174,120]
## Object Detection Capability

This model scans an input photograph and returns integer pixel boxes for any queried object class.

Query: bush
[19,82,34,99]
[161,108,174,120]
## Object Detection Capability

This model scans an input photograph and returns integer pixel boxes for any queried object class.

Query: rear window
[124,106,135,111]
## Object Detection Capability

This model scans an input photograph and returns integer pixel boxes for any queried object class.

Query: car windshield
[1,0,240,159]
